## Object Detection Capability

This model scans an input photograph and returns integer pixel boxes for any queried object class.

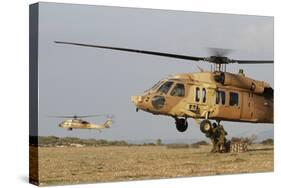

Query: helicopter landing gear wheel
[175,118,188,132]
[200,120,212,134]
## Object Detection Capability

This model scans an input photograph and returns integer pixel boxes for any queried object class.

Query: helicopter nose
[131,96,143,106]
[131,96,137,105]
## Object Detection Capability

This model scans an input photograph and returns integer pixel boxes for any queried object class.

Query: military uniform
[205,123,218,152]
[206,123,227,153]
[215,125,228,152]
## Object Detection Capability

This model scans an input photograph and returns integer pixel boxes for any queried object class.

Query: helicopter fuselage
[59,119,113,130]
[131,71,273,124]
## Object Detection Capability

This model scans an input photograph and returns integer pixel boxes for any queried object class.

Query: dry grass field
[30,144,273,186]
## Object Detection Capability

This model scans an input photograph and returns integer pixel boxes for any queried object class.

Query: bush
[261,138,273,145]
[156,139,162,145]
[143,142,155,146]
[190,144,200,148]
[166,144,189,149]
[192,140,209,146]
[37,136,129,147]
[231,135,257,145]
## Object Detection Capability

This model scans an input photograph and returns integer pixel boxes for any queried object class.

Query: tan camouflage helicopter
[55,41,273,135]
[54,114,113,132]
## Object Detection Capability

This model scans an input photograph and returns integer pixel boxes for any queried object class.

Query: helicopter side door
[240,92,254,121]
[227,91,241,120]
[161,82,188,116]
[212,89,241,120]
[212,89,227,119]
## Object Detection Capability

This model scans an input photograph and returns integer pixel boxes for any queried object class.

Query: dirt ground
[30,144,273,186]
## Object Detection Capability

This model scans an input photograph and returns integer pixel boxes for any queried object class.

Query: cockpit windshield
[151,81,163,90]
[157,81,174,94]
[145,81,163,92]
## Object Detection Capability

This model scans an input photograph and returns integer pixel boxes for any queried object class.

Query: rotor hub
[208,56,229,64]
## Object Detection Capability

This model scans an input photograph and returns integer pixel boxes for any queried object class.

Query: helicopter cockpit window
[216,91,225,105]
[195,87,200,102]
[230,92,239,106]
[157,81,174,94]
[146,81,163,92]
[170,83,185,97]
[202,88,206,103]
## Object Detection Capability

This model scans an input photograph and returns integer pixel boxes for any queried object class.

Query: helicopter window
[195,87,200,102]
[216,91,225,105]
[147,81,163,91]
[216,91,219,104]
[263,87,273,100]
[171,83,185,97]
[221,91,225,105]
[157,81,174,94]
[81,121,88,124]
[230,92,239,106]
[202,88,206,103]
[151,81,163,90]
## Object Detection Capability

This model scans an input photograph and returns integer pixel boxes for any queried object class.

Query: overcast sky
[36,2,273,142]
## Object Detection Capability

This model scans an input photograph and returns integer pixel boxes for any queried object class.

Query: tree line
[29,136,273,147]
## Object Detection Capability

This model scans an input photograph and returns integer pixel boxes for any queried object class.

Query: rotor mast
[215,63,222,72]
[212,63,227,72]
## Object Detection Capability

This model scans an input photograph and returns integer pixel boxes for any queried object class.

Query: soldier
[206,123,219,153]
[206,122,228,153]
[215,124,228,152]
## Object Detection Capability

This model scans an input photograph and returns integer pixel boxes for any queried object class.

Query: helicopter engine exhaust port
[175,118,188,132]
[200,119,212,134]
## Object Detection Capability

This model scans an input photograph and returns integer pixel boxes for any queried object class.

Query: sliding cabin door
[240,92,254,121]
[212,89,241,120]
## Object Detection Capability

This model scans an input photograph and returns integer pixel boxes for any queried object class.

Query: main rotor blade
[50,114,108,118]
[232,60,274,64]
[49,115,73,118]
[55,41,273,65]
[106,114,115,119]
[54,41,205,62]
[78,114,108,118]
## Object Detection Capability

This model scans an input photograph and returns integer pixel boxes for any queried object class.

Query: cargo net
[229,141,248,153]
[226,135,257,153]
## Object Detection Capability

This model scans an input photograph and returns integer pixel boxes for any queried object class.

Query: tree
[156,139,162,145]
